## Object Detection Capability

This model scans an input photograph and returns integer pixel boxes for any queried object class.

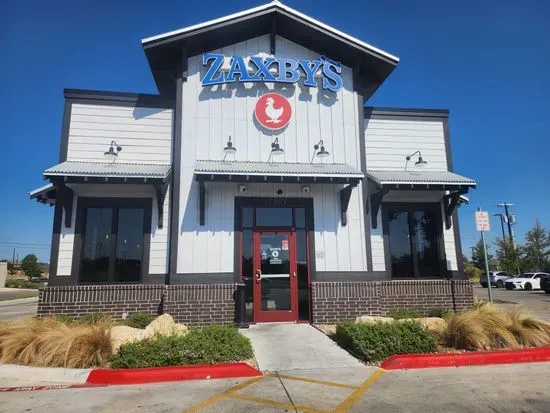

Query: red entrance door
[253,231,298,322]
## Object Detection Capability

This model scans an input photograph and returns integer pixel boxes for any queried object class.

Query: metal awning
[194,160,363,227]
[366,170,477,230]
[29,183,56,205]
[36,161,173,229]
[366,170,476,190]
[44,161,172,181]
[194,160,363,184]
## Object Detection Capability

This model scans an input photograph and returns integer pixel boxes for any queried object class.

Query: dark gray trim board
[314,271,388,281]
[365,106,449,119]
[48,199,63,282]
[171,273,235,284]
[168,46,186,283]
[58,101,72,163]
[442,116,454,171]
[64,89,175,109]
[452,210,466,279]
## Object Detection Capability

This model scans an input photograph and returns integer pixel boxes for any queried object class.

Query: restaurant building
[30,1,476,325]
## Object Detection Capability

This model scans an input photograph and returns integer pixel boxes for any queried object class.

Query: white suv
[504,273,549,291]
[480,271,513,288]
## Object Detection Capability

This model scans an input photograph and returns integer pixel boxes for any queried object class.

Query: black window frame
[71,197,152,285]
[382,202,447,279]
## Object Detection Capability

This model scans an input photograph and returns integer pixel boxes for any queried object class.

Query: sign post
[475,208,492,303]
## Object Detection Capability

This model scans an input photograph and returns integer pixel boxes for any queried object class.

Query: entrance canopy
[366,169,477,230]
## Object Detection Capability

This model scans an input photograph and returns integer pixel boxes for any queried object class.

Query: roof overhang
[142,1,398,98]
[29,183,56,205]
[366,170,477,191]
[194,160,363,184]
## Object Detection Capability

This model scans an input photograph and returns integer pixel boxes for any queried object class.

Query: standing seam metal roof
[44,161,172,179]
[366,170,476,186]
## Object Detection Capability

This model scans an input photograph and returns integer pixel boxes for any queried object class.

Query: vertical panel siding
[177,35,366,274]
[57,195,78,276]
[66,104,173,164]
[364,117,448,171]
[441,202,458,271]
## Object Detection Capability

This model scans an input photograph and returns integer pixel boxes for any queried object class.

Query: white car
[504,273,548,291]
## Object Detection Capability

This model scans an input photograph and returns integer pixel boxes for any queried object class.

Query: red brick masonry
[37,280,473,325]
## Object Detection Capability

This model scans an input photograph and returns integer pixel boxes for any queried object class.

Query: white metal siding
[364,117,448,171]
[66,104,173,164]
[54,184,170,276]
[177,34,366,274]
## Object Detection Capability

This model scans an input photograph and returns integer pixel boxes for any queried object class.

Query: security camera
[301,186,310,194]
[276,188,284,196]
[239,184,247,193]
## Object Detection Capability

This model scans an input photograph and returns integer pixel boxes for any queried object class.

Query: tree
[494,238,523,274]
[21,254,41,279]
[471,238,494,270]
[522,220,550,272]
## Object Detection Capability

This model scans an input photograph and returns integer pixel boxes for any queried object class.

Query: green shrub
[110,325,254,368]
[427,308,454,318]
[124,312,155,329]
[334,320,437,362]
[388,308,421,320]
[4,279,45,289]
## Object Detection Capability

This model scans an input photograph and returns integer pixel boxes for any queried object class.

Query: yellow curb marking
[333,368,386,413]
[227,392,329,413]
[183,375,264,413]
[267,372,360,391]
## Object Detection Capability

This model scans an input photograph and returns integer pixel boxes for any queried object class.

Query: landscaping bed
[317,302,550,364]
[0,313,255,370]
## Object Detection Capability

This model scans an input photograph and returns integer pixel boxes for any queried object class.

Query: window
[77,198,151,284]
[385,204,443,278]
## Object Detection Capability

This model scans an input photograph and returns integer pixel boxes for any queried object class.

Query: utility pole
[493,213,506,241]
[497,202,515,245]
[12,248,15,265]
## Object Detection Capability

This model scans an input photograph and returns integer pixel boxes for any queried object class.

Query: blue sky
[1,0,549,262]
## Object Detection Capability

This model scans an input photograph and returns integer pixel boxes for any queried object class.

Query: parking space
[473,284,550,320]
[1,363,549,412]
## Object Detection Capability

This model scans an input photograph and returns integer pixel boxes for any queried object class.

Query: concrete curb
[0,296,39,306]
[380,347,550,370]
[0,362,262,392]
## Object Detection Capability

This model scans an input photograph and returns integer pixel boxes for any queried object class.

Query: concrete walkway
[240,323,363,372]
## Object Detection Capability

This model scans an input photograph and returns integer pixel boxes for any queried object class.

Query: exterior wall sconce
[404,150,427,170]
[268,137,284,162]
[104,140,122,161]
[311,139,330,162]
[223,136,236,161]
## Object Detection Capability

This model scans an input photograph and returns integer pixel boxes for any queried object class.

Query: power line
[0,242,50,247]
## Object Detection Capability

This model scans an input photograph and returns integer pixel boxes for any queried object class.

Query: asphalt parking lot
[1,363,549,412]
[473,284,550,320]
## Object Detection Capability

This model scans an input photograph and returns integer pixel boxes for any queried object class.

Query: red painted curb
[86,362,262,385]
[380,347,550,370]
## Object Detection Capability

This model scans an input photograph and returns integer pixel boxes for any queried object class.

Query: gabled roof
[142,1,398,98]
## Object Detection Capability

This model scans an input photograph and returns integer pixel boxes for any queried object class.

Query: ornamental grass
[442,303,550,351]
[0,317,112,368]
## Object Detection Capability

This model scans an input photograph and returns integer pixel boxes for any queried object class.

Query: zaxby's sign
[201,53,343,92]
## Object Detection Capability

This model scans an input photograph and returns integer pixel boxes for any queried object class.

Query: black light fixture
[271,137,284,155]
[405,150,427,170]
[104,140,122,161]
[311,139,330,162]
[223,136,236,154]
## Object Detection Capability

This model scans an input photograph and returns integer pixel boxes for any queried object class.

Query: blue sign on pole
[201,53,343,92]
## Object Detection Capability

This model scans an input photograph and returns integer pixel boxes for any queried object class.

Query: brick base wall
[37,283,237,326]
[311,280,473,324]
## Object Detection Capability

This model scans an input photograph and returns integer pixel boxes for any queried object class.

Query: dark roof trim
[364,106,449,119]
[64,88,175,109]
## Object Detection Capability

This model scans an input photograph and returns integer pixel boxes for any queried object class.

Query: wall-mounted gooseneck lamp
[104,140,122,161]
[268,137,284,162]
[311,139,330,163]
[404,150,427,171]
[223,136,236,161]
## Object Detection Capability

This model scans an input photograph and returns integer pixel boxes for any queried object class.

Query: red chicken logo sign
[254,93,292,130]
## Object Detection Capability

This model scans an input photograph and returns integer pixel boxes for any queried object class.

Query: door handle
[255,270,262,282]
[292,272,296,277]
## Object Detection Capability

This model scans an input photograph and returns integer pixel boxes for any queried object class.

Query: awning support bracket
[198,181,205,226]
[443,189,468,229]
[339,184,357,226]
[370,188,389,229]
[154,180,170,229]
[54,183,74,229]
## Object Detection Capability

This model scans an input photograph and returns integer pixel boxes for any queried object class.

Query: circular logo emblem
[254,93,292,130]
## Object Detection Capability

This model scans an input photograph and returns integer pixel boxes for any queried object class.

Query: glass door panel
[388,210,414,278]
[253,232,297,322]
[114,208,144,282]
[80,208,112,283]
